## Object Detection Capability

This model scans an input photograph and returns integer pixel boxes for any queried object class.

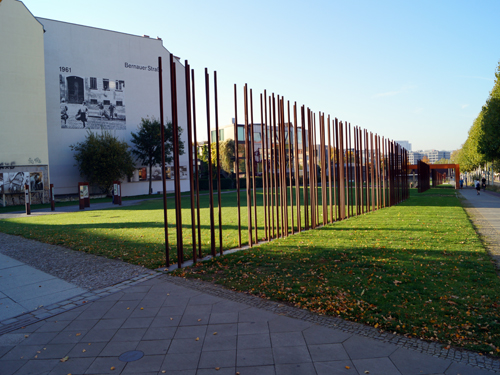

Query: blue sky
[22,0,500,151]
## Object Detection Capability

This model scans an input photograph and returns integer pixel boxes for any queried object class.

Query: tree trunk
[149,164,153,194]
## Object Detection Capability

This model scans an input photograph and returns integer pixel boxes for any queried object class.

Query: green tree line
[454,61,500,172]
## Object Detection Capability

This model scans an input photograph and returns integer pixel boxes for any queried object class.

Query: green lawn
[175,188,500,355]
[0,187,384,267]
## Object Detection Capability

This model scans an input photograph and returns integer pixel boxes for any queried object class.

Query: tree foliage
[201,140,237,179]
[455,112,488,172]
[435,158,452,164]
[130,117,184,194]
[70,130,135,194]
[478,61,500,160]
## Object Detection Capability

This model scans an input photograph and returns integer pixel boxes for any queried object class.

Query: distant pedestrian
[459,178,463,189]
[475,179,481,195]
[482,177,486,190]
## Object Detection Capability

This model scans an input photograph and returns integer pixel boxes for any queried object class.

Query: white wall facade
[39,17,190,196]
[0,0,50,205]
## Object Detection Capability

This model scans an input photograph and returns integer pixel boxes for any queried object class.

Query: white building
[408,150,451,164]
[1,0,189,205]
[395,140,412,151]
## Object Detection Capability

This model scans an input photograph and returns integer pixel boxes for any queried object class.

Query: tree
[478,61,500,160]
[209,140,235,179]
[130,117,185,194]
[219,139,235,176]
[70,130,135,194]
[456,112,488,172]
[421,155,430,164]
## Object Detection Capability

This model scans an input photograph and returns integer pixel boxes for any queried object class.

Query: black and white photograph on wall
[166,167,173,180]
[0,174,4,195]
[179,166,188,179]
[151,168,162,181]
[30,172,44,191]
[60,74,126,130]
[4,172,29,194]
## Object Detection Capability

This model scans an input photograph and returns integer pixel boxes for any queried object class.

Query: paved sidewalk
[0,254,85,321]
[1,274,497,375]
[458,187,500,232]
[0,199,151,221]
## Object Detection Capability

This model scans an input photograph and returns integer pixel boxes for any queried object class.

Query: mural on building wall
[3,172,29,194]
[60,74,126,130]
[30,172,44,191]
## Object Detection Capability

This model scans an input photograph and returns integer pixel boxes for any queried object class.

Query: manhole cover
[119,350,144,362]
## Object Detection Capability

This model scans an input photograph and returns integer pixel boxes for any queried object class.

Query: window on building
[116,101,123,106]
[211,130,216,142]
[116,80,125,91]
[253,132,261,142]
[90,77,97,90]
[237,126,245,141]
[103,100,110,105]
[103,79,109,91]
[90,99,98,105]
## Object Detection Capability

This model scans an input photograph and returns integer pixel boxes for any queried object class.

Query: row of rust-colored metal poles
[158,60,409,267]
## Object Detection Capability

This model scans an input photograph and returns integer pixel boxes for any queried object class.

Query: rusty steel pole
[287,101,294,234]
[243,84,253,246]
[184,61,196,263]
[338,120,345,220]
[250,89,258,242]
[205,69,216,257]
[170,56,183,267]
[302,106,309,230]
[320,113,327,226]
[233,84,241,248]
[272,94,280,238]
[260,93,268,241]
[327,115,333,223]
[158,56,169,267]
[214,72,223,255]
[191,69,202,259]
[269,95,276,238]
[293,102,301,232]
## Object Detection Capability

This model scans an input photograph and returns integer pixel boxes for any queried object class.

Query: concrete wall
[39,18,190,196]
[0,0,50,203]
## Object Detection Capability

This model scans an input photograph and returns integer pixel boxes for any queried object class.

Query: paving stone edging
[162,273,500,373]
[0,272,160,336]
[458,191,500,273]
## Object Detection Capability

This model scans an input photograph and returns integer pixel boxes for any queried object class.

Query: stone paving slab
[0,274,498,375]
[0,253,86,321]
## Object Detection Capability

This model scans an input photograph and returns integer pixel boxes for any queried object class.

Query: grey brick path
[0,274,498,375]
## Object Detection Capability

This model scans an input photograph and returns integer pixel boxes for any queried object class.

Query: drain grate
[118,350,144,362]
